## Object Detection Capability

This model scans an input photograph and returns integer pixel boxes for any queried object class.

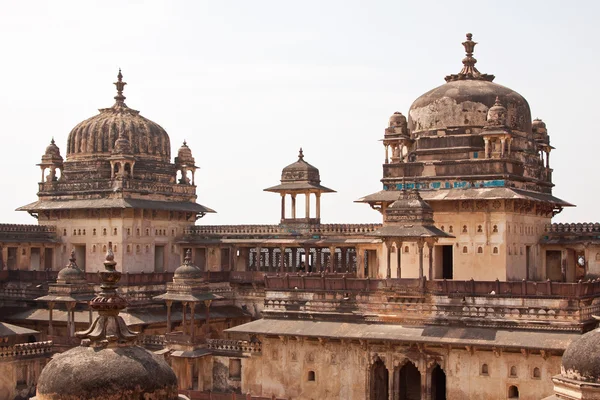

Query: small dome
[175,141,195,164]
[561,325,600,383]
[174,250,202,279]
[532,118,547,133]
[112,131,132,155]
[486,96,508,126]
[389,112,407,128]
[66,70,171,162]
[44,139,62,158]
[57,251,85,284]
[281,148,320,184]
[35,345,179,400]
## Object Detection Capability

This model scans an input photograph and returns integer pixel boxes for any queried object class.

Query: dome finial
[50,137,55,145]
[184,249,192,265]
[298,147,304,160]
[113,68,127,105]
[445,33,495,82]
[76,243,137,345]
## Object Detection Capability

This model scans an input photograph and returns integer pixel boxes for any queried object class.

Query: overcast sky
[1,1,598,225]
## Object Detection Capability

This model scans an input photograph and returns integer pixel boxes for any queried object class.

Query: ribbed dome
[44,139,62,159]
[66,70,171,162]
[408,34,531,135]
[175,141,194,164]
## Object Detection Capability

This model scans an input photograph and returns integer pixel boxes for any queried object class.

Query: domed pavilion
[357,33,572,282]
[18,70,215,273]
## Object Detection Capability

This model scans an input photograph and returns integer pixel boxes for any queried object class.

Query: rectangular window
[154,245,165,272]
[30,248,41,270]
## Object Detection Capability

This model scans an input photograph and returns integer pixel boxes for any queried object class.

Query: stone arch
[369,356,389,400]
[393,360,420,400]
[430,363,446,400]
[508,385,519,399]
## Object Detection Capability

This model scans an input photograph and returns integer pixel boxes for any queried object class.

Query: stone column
[292,248,298,272]
[316,193,321,220]
[315,248,321,272]
[386,240,392,279]
[428,241,434,280]
[279,246,285,273]
[268,248,274,273]
[500,137,506,158]
[166,300,173,333]
[418,240,425,280]
[204,300,212,338]
[341,248,347,273]
[396,241,402,279]
[484,138,489,159]
[385,144,389,164]
[329,246,336,273]
[305,192,310,219]
[48,302,54,336]
[281,194,286,220]
[190,302,196,341]
[255,246,262,271]
[66,302,75,337]
[546,150,550,168]
[304,246,310,271]
[182,302,188,335]
[291,194,296,219]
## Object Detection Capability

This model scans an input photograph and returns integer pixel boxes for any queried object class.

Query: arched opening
[477,247,483,254]
[395,361,420,400]
[369,357,388,400]
[124,163,131,177]
[307,371,315,381]
[533,367,541,379]
[493,247,499,254]
[481,364,488,375]
[186,170,193,184]
[431,364,446,400]
[508,385,519,399]
[510,366,517,377]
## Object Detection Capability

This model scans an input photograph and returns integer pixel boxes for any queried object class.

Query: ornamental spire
[445,33,495,82]
[76,247,137,347]
[113,68,127,106]
[298,147,304,160]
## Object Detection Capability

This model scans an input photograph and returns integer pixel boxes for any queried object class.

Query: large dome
[408,33,531,135]
[408,80,531,134]
[66,70,171,162]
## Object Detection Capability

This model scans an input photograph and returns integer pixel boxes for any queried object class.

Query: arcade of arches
[370,356,446,400]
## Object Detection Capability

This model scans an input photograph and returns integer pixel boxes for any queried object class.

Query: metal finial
[184,249,192,264]
[113,68,127,105]
[298,148,304,160]
[50,137,55,145]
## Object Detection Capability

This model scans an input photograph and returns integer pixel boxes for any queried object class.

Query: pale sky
[1,1,598,225]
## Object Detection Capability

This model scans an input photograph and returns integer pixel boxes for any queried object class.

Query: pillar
[546,150,550,168]
[291,194,296,219]
[204,300,212,338]
[48,302,54,336]
[281,194,286,220]
[329,246,336,273]
[279,246,285,273]
[500,137,506,157]
[428,242,434,280]
[304,246,310,271]
[396,241,402,279]
[255,246,262,271]
[182,302,188,335]
[418,240,424,280]
[386,240,392,279]
[190,302,196,341]
[292,248,298,272]
[166,300,173,333]
[385,144,389,164]
[268,248,274,272]
[305,192,310,219]
[484,138,489,159]
[316,193,321,220]
[315,248,321,272]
